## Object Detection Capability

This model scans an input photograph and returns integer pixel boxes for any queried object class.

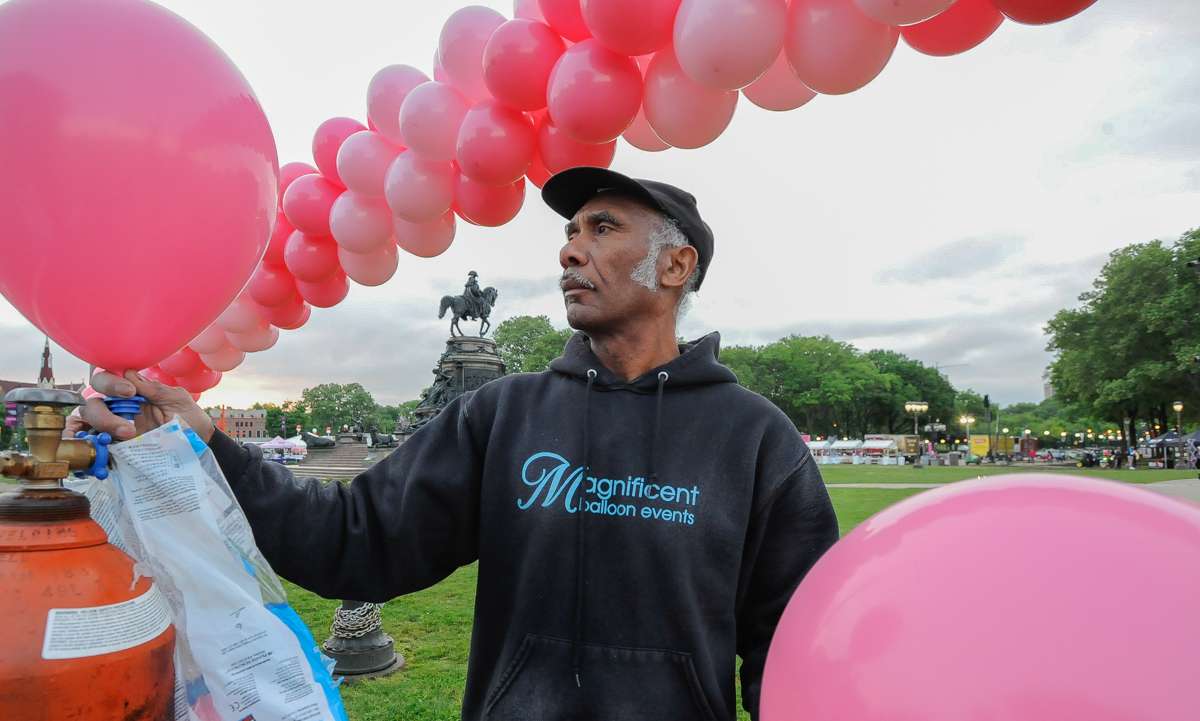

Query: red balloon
[262,212,294,267]
[902,0,1004,56]
[296,269,350,308]
[546,40,642,143]
[538,0,591,41]
[226,324,279,353]
[785,0,898,95]
[992,0,1096,25]
[537,117,617,174]
[438,6,506,102]
[399,81,472,161]
[279,162,317,203]
[247,263,298,307]
[266,295,311,330]
[281,173,341,236]
[312,117,366,186]
[581,0,679,56]
[396,212,457,258]
[176,366,222,394]
[484,19,566,111]
[455,176,526,227]
[158,347,202,378]
[284,232,340,283]
[457,100,537,186]
[527,149,552,188]
[141,366,178,388]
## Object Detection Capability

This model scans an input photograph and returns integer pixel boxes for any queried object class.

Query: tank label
[42,584,172,659]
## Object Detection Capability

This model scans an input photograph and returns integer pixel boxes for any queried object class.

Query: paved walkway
[827,479,1200,503]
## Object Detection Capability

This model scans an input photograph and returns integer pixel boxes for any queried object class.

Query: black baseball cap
[542,167,714,290]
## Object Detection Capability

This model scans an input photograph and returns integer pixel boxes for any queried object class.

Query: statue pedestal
[322,600,404,683]
[397,336,506,438]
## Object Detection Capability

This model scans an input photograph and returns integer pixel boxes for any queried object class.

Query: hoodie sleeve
[737,454,839,720]
[207,394,484,602]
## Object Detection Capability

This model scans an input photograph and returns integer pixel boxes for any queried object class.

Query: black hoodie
[210,332,838,720]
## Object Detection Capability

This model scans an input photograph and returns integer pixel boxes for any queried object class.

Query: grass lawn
[288,487,929,721]
[819,463,1193,485]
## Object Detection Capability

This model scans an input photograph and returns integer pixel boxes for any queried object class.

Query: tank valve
[0,388,111,486]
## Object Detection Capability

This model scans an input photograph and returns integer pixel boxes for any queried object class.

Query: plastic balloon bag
[68,419,348,721]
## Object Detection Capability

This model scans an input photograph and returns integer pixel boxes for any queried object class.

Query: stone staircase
[293,441,397,482]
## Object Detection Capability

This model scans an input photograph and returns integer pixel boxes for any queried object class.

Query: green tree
[300,382,378,433]
[494,315,573,373]
[861,349,956,433]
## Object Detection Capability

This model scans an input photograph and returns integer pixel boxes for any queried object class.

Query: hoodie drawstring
[573,368,597,688]
[648,371,669,484]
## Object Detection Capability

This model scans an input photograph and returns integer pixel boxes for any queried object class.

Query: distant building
[208,407,268,441]
[1043,374,1055,400]
[0,338,86,402]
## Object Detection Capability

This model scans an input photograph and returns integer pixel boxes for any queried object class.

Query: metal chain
[330,602,383,639]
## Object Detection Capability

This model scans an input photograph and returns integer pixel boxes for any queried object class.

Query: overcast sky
[2,0,1197,408]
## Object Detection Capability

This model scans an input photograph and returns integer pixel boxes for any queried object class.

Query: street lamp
[905,401,929,435]
[1173,401,1183,432]
[960,415,976,449]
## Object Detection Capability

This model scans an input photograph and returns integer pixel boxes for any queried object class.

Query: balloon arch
[0,0,1097,398]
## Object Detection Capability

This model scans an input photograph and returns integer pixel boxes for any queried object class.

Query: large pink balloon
[674,0,786,90]
[247,264,298,308]
[439,6,506,103]
[312,117,366,187]
[455,176,525,227]
[284,232,340,283]
[396,212,457,258]
[399,81,472,161]
[537,118,617,173]
[384,151,458,223]
[279,162,318,203]
[227,324,279,353]
[547,40,642,143]
[762,475,1200,721]
[854,0,955,26]
[785,0,899,95]
[483,19,566,111]
[338,243,399,287]
[262,212,295,267]
[296,270,349,309]
[198,344,245,373]
[622,56,670,152]
[366,64,429,146]
[742,50,817,111]
[329,191,393,254]
[457,101,536,186]
[580,0,679,56]
[538,0,591,41]
[282,173,341,236]
[644,49,738,149]
[336,131,400,197]
[0,0,277,373]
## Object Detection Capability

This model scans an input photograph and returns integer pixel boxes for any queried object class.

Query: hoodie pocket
[485,634,720,721]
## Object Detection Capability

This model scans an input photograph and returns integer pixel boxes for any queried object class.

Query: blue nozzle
[105,395,147,422]
[74,431,112,480]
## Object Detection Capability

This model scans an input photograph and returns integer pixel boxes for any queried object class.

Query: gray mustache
[560,269,596,290]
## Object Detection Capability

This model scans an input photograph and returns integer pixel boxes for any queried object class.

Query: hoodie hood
[549,331,738,390]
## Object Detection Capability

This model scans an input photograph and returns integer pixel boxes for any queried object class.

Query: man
[464,270,485,318]
[80,168,839,720]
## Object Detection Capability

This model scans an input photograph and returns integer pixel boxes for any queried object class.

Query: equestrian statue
[438,271,499,336]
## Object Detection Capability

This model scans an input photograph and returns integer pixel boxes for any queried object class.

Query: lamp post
[905,401,928,435]
[1174,401,1183,432]
[960,415,975,452]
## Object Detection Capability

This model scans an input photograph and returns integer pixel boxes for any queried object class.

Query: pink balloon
[527,149,552,188]
[312,117,366,187]
[296,270,350,308]
[439,6,506,103]
[279,162,318,203]
[514,0,546,21]
[901,0,1004,56]
[622,55,670,152]
[538,0,591,41]
[537,117,617,173]
[785,0,899,95]
[198,344,245,372]
[433,48,450,84]
[456,101,536,186]
[282,173,341,236]
[762,475,1200,721]
[216,296,267,334]
[399,81,472,161]
[644,48,738,149]
[158,347,202,378]
[266,295,311,330]
[854,0,955,25]
[742,50,817,111]
[547,40,642,143]
[0,0,277,374]
[248,263,298,308]
[581,0,679,56]
[262,212,295,267]
[284,232,340,283]
[674,0,786,90]
[338,243,399,287]
[336,131,401,197]
[329,191,393,254]
[366,64,429,146]
[141,366,178,388]
[396,212,457,258]
[384,151,458,223]
[484,19,566,111]
[455,175,525,227]
[226,324,279,353]
[176,366,222,394]
[187,324,230,355]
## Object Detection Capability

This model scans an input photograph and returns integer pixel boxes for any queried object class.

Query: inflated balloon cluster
[131,0,1099,394]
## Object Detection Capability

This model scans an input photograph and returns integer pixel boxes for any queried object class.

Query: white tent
[830,440,863,451]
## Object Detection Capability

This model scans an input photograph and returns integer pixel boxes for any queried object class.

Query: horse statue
[439,275,499,336]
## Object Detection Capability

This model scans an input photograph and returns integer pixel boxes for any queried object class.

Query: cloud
[876,235,1026,284]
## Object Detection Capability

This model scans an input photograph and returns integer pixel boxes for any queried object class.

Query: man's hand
[66,370,216,443]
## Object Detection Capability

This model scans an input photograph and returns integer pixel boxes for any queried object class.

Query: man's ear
[660,244,699,291]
